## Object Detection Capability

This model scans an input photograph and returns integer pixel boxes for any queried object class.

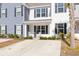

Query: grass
[60,39,79,56]
[0,38,23,48]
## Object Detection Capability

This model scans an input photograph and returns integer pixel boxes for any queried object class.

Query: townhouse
[0,3,79,38]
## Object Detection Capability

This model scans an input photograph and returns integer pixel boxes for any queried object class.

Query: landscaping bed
[60,39,79,56]
[0,38,23,48]
[0,34,33,48]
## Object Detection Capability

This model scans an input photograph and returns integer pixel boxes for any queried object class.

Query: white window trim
[56,23,65,34]
[16,6,21,16]
[34,8,48,18]
[56,3,65,13]
[1,25,5,34]
[35,25,48,34]
[16,25,21,35]
[1,9,6,16]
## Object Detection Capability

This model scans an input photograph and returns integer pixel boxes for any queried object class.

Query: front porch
[23,19,51,38]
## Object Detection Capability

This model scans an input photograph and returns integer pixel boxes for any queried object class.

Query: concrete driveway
[0,40,61,56]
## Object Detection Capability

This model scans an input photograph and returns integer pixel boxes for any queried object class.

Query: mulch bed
[0,39,23,48]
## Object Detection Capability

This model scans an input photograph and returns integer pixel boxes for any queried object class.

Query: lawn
[0,38,23,48]
[60,39,79,56]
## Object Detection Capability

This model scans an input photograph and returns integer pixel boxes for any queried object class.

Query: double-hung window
[36,9,40,17]
[16,6,21,16]
[1,26,6,34]
[1,8,7,17]
[41,8,48,17]
[34,8,48,18]
[16,25,21,35]
[55,3,66,13]
[55,23,67,34]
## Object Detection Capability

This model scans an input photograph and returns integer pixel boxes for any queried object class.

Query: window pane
[55,3,57,13]
[2,9,5,14]
[1,26,5,30]
[46,25,48,34]
[42,30,45,34]
[16,7,21,12]
[16,25,21,35]
[41,26,45,34]
[37,26,40,34]
[55,23,67,34]
[41,26,45,29]
[1,26,5,34]
[42,13,45,17]
[55,3,66,13]
[58,8,63,12]
[58,28,64,34]
[16,6,21,16]
[58,3,63,7]
[42,8,45,12]
[58,23,63,28]
[1,9,6,16]
[46,8,48,17]
[37,9,40,13]
[36,9,40,17]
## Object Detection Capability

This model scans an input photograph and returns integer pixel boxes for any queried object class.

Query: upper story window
[34,8,48,18]
[55,3,66,13]
[41,8,48,17]
[16,6,21,16]
[15,5,23,17]
[1,8,7,17]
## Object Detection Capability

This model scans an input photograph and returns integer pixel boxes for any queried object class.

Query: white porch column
[23,24,27,37]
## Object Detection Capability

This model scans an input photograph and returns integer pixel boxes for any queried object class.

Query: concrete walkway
[0,40,61,56]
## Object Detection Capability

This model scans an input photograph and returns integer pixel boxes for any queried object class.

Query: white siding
[49,4,70,35]
[29,7,51,20]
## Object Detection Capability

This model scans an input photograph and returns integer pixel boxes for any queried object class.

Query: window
[15,5,23,17]
[1,26,6,34]
[1,8,7,17]
[16,7,21,16]
[41,8,48,17]
[16,25,21,35]
[55,3,66,13]
[34,25,48,34]
[34,8,48,18]
[55,23,67,34]
[36,9,40,17]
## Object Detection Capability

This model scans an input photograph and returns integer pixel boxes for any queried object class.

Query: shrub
[66,33,71,39]
[14,34,19,38]
[59,33,64,40]
[24,36,33,39]
[8,34,14,38]
[0,34,7,38]
[8,34,19,38]
[56,35,61,40]
[40,37,47,40]
[52,36,57,40]
[47,37,52,40]
[40,36,59,40]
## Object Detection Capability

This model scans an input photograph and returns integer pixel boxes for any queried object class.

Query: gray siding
[0,3,28,34]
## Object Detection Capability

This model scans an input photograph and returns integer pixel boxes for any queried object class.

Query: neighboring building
[0,3,79,38]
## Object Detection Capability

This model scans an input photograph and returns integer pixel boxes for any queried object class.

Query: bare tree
[65,3,75,48]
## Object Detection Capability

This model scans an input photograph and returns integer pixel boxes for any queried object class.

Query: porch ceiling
[23,19,51,25]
